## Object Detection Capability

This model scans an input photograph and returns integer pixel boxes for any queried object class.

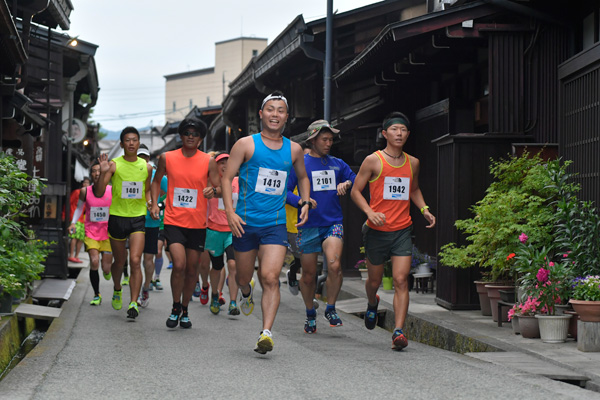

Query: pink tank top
[207,177,239,232]
[85,185,112,241]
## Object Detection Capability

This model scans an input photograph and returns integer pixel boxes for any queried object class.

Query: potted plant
[439,152,561,315]
[0,274,22,314]
[354,257,368,280]
[569,276,600,322]
[509,296,541,338]
[382,260,393,290]
[532,263,573,343]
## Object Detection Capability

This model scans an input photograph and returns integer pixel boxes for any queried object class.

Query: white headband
[261,94,288,110]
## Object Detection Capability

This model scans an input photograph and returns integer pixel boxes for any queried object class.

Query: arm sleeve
[71,200,85,224]
[286,169,301,206]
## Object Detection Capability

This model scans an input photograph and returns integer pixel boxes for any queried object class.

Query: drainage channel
[0,326,47,382]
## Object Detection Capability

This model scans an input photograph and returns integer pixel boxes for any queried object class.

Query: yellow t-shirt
[109,156,148,217]
[286,187,299,234]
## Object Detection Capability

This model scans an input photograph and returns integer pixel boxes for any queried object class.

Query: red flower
[507,253,516,260]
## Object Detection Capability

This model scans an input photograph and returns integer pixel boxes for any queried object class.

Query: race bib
[312,170,336,191]
[173,187,198,208]
[218,192,238,211]
[383,177,410,200]
[122,181,142,199]
[255,167,286,195]
[90,206,109,222]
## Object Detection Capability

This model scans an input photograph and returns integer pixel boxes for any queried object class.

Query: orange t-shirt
[367,151,413,232]
[164,148,210,229]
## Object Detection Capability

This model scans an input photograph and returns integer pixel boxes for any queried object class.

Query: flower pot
[0,291,12,314]
[518,315,540,338]
[359,269,368,281]
[499,289,516,303]
[535,314,572,343]
[485,284,514,322]
[382,276,393,290]
[554,304,570,316]
[416,263,431,274]
[569,299,600,322]
[511,315,521,335]
[474,281,492,316]
[564,310,579,339]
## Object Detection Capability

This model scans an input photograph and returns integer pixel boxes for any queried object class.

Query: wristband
[300,201,312,209]
[212,187,217,196]
[420,205,430,214]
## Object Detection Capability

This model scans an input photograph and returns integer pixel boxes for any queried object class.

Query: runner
[95,126,153,320]
[203,151,240,316]
[137,144,167,307]
[287,119,356,333]
[152,179,169,291]
[69,161,112,305]
[350,112,436,350]
[150,117,220,329]
[68,177,90,263]
[222,91,311,354]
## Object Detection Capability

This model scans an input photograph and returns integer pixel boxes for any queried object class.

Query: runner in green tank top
[95,126,153,321]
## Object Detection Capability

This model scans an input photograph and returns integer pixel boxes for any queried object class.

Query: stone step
[15,303,61,321]
[32,279,76,301]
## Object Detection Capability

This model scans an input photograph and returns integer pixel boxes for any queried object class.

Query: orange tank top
[164,148,210,229]
[367,151,413,232]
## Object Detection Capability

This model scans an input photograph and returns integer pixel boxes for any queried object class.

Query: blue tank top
[236,133,292,227]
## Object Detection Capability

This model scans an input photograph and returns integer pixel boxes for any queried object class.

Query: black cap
[178,117,207,138]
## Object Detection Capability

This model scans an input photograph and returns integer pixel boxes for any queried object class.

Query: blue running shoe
[364,294,380,330]
[392,328,408,350]
[166,306,181,329]
[180,313,192,329]
[324,309,343,327]
[304,314,317,334]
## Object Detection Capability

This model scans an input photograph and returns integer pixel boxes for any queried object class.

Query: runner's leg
[257,244,287,331]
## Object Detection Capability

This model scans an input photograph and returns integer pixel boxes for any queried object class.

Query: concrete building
[164,37,267,124]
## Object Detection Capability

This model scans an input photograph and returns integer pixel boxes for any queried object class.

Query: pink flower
[549,261,555,267]
[563,253,568,258]
[536,268,549,283]
[519,233,528,244]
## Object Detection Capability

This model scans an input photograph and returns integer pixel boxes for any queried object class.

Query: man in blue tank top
[222,91,311,354]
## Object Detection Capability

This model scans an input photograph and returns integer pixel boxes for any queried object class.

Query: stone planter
[536,314,572,343]
[359,269,368,280]
[518,315,540,338]
[485,284,514,322]
[474,281,492,316]
[569,299,600,322]
[511,315,521,335]
[554,304,570,315]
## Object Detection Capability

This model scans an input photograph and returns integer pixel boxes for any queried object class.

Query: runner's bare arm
[145,163,153,209]
[94,153,114,198]
[351,154,386,227]
[150,154,166,220]
[408,155,435,228]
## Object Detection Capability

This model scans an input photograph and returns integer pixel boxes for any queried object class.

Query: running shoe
[228,301,240,316]
[167,263,173,269]
[200,285,209,305]
[90,294,102,306]
[102,271,111,281]
[166,306,181,328]
[304,314,317,334]
[254,330,274,354]
[218,292,226,305]
[127,301,139,319]
[122,276,130,286]
[210,296,221,315]
[152,279,164,290]
[238,279,255,316]
[392,328,408,350]
[180,312,192,329]
[324,309,343,327]
[193,282,201,297]
[139,289,150,308]
[287,270,299,296]
[364,294,380,330]
[112,289,122,310]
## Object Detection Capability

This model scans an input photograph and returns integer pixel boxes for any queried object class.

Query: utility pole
[324,0,333,122]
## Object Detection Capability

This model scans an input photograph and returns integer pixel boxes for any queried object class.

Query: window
[252,49,258,57]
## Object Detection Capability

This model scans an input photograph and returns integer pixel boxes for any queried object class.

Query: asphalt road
[1,267,597,399]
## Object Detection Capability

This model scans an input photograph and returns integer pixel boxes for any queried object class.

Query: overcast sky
[61,1,380,132]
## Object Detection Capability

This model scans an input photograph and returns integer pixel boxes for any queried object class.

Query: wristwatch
[212,187,217,196]
[300,200,312,209]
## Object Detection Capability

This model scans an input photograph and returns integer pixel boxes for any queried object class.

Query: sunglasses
[182,130,201,137]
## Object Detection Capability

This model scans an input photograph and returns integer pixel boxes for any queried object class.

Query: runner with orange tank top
[150,117,220,329]
[351,111,436,350]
